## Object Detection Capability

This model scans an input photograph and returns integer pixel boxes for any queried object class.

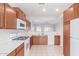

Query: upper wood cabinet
[13,7,31,30]
[0,3,31,30]
[26,20,31,30]
[0,3,16,29]
[5,4,16,29]
[0,3,5,28]
[13,7,26,21]
[64,3,79,22]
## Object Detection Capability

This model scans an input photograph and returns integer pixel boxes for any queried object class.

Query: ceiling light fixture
[42,8,46,12]
[56,8,59,12]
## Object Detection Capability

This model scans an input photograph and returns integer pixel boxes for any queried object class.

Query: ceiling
[10,3,72,25]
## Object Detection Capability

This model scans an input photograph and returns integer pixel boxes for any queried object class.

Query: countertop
[0,40,24,56]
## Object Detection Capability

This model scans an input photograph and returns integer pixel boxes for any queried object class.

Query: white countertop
[0,40,24,56]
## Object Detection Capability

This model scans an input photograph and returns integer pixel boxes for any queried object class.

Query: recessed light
[56,8,59,12]
[42,8,46,12]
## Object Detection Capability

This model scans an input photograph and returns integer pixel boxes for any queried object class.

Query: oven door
[17,19,26,30]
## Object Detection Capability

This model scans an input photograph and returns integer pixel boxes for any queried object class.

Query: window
[36,26,41,32]
[44,27,51,32]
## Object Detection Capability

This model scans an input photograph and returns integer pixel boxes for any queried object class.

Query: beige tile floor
[28,45,63,56]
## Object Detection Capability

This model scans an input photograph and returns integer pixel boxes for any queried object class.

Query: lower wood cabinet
[30,36,33,49]
[16,43,24,56]
[7,49,16,56]
[33,36,40,45]
[54,35,60,45]
[30,36,48,46]
[39,36,48,45]
[16,48,24,56]
[7,43,24,56]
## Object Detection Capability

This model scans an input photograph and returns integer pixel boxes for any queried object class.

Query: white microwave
[17,19,26,30]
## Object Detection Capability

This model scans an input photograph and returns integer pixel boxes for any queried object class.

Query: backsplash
[0,29,28,44]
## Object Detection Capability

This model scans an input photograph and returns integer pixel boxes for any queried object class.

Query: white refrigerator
[70,18,79,56]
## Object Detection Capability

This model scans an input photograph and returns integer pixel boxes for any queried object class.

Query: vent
[38,3,45,6]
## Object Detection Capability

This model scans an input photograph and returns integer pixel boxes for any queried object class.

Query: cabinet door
[16,48,24,56]
[28,22,31,30]
[63,10,69,22]
[30,37,33,49]
[14,7,26,21]
[26,20,30,30]
[54,35,60,45]
[16,43,24,56]
[64,7,74,22]
[33,37,39,45]
[17,8,23,20]
[63,21,70,56]
[0,3,5,28]
[5,4,16,29]
[39,36,48,45]
[64,4,79,23]
[74,3,79,18]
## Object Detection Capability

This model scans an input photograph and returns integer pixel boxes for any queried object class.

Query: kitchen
[0,3,79,56]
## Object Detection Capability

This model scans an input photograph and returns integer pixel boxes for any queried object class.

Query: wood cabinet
[26,19,31,30]
[33,36,40,45]
[39,36,48,45]
[64,3,79,22]
[0,3,16,29]
[5,4,16,29]
[54,35,60,45]
[30,36,48,45]
[16,43,24,56]
[0,3,31,29]
[63,21,70,56]
[64,7,74,22]
[63,3,79,56]
[30,36,33,49]
[16,48,24,56]
[0,3,5,28]
[7,43,24,56]
[13,7,26,21]
[14,7,31,30]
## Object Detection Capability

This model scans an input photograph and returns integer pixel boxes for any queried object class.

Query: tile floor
[28,45,63,56]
